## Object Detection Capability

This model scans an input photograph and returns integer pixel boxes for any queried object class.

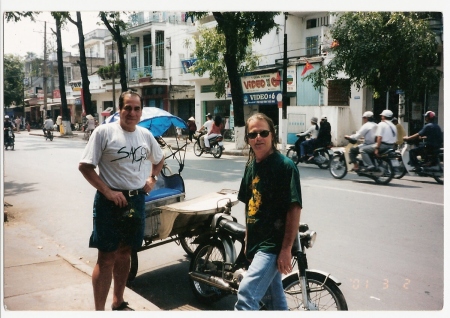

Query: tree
[67,12,94,116]
[4,11,39,22]
[4,54,24,109]
[307,12,442,101]
[51,12,72,134]
[190,12,279,128]
[190,27,260,100]
[100,11,130,92]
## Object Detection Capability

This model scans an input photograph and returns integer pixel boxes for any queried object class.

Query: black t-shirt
[238,152,302,259]
[419,123,443,148]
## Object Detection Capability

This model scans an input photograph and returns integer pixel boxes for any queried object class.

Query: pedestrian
[78,90,165,311]
[236,113,302,310]
[187,116,197,143]
[392,117,406,150]
[15,116,21,131]
[176,126,183,140]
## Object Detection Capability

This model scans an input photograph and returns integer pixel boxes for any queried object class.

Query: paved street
[2,131,445,313]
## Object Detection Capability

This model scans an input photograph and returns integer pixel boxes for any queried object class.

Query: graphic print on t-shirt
[111,145,149,171]
[248,175,261,218]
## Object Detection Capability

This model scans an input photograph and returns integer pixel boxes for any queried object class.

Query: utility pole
[43,21,48,120]
[281,13,288,151]
[111,42,116,113]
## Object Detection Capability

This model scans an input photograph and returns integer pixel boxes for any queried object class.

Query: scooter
[400,140,443,184]
[329,137,395,185]
[193,130,224,159]
[43,128,54,141]
[286,134,333,169]
[4,127,15,150]
[188,200,348,311]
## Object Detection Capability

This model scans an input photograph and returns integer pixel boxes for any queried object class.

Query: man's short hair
[118,90,143,110]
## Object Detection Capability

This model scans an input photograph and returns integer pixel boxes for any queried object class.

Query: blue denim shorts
[89,190,145,252]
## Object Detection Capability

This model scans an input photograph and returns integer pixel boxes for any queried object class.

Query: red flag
[301,61,314,76]
[331,39,339,48]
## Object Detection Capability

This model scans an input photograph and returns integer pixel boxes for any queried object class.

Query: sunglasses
[247,130,270,139]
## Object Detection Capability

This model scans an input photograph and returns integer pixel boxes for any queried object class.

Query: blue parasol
[104,107,187,137]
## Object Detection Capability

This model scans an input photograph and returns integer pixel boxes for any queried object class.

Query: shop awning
[101,107,114,116]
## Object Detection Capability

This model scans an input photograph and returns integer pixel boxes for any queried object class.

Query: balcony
[129,66,153,82]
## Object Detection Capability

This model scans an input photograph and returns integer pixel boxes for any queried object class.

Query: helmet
[321,115,327,121]
[424,111,435,119]
[380,110,393,118]
[311,117,318,124]
[5,115,9,119]
[362,111,373,118]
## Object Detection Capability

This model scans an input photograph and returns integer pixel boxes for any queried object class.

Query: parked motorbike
[286,134,333,169]
[193,130,224,159]
[43,128,54,141]
[400,140,444,184]
[329,137,395,185]
[189,200,348,311]
[4,127,15,150]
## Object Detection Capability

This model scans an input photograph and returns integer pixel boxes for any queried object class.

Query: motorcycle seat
[219,219,246,239]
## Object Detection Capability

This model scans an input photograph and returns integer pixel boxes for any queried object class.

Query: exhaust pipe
[189,271,234,292]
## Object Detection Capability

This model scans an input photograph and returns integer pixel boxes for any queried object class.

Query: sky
[2,0,447,58]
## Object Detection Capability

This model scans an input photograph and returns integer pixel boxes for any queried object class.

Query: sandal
[112,301,134,311]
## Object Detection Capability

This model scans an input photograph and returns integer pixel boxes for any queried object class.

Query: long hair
[244,113,279,165]
[213,115,222,126]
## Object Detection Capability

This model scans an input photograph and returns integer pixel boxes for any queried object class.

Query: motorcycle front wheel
[283,271,348,311]
[329,154,347,179]
[189,242,227,303]
[211,144,222,158]
[193,141,203,157]
[433,162,444,185]
[393,160,407,179]
[374,158,394,185]
[286,148,300,165]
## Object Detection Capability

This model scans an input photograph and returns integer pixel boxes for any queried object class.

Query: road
[3,132,445,312]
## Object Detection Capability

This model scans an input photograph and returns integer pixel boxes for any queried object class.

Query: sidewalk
[2,217,160,311]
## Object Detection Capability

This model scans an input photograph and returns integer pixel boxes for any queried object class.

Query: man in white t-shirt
[79,90,164,311]
[199,113,213,148]
[360,109,397,172]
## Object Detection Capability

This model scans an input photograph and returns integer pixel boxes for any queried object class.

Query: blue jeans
[300,139,315,157]
[235,251,287,310]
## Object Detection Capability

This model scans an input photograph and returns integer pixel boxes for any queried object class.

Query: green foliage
[4,11,39,22]
[191,27,260,98]
[307,12,442,100]
[4,54,24,107]
[97,64,120,79]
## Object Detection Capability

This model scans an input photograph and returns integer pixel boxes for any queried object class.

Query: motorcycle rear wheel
[193,141,203,157]
[189,242,227,303]
[211,144,222,158]
[178,233,198,257]
[329,155,347,179]
[317,150,331,169]
[283,271,348,311]
[286,148,300,165]
[433,162,444,185]
[374,158,394,185]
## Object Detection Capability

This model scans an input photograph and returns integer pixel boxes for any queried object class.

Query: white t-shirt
[350,121,378,145]
[80,121,163,190]
[203,120,213,133]
[44,119,54,129]
[376,120,397,144]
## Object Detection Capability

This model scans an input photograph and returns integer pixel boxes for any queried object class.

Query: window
[131,44,136,53]
[155,31,165,67]
[143,34,152,67]
[63,66,72,85]
[306,36,319,56]
[201,85,214,93]
[131,56,137,69]
[306,19,317,29]
[328,79,350,106]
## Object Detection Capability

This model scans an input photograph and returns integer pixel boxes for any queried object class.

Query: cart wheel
[179,233,199,257]
[127,249,138,284]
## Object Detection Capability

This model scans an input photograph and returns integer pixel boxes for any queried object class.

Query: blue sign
[181,58,198,73]
[243,91,280,105]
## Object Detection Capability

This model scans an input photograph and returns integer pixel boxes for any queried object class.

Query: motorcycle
[4,127,15,150]
[329,137,395,185]
[188,201,348,311]
[286,134,333,169]
[43,128,54,141]
[193,130,224,159]
[400,140,444,184]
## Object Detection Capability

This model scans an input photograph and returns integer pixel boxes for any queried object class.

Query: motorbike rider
[295,117,319,162]
[403,111,443,171]
[204,115,224,152]
[43,116,54,136]
[198,113,213,148]
[4,115,15,144]
[360,109,397,172]
[309,116,331,161]
[345,111,378,171]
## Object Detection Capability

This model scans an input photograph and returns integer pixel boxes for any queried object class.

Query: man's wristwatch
[151,175,158,181]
